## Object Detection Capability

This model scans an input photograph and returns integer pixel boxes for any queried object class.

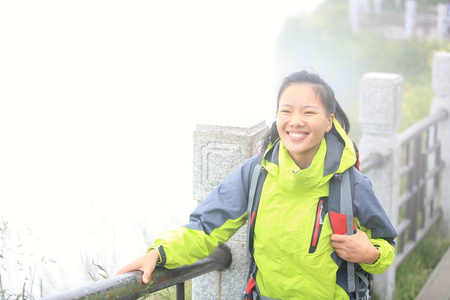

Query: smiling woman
[116,70,397,299]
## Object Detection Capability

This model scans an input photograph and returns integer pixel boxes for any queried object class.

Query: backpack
[243,145,372,300]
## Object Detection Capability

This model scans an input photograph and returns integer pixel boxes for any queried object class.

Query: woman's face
[276,83,334,169]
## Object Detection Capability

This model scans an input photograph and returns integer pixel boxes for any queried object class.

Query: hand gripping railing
[42,244,232,300]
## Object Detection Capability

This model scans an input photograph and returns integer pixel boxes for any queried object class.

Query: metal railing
[358,6,449,40]
[394,109,448,265]
[360,152,384,174]
[42,244,232,300]
[359,109,448,267]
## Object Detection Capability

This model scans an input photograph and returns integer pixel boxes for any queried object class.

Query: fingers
[330,229,378,263]
[116,263,136,276]
[330,228,362,241]
[116,250,159,284]
[142,269,152,284]
[115,259,151,284]
[141,254,157,284]
[329,233,344,243]
[116,256,145,275]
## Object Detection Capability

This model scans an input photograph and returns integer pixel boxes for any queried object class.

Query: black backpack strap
[246,162,264,261]
[329,167,369,299]
[340,169,356,294]
[243,154,267,300]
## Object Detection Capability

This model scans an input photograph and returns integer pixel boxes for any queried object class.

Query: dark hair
[262,70,350,151]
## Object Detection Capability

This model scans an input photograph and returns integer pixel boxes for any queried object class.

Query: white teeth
[289,132,305,138]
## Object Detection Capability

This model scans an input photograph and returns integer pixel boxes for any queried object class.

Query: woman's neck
[288,146,320,170]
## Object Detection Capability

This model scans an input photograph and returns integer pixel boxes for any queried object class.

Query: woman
[117,70,397,299]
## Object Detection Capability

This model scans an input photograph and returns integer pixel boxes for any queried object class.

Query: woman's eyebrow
[279,103,319,109]
[279,103,293,107]
[302,105,319,109]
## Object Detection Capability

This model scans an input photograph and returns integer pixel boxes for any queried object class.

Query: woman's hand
[116,249,159,284]
[330,229,379,264]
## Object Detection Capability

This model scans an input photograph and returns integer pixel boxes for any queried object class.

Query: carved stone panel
[359,72,403,135]
[201,142,242,188]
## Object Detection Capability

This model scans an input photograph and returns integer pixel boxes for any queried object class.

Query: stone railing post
[349,0,360,34]
[358,73,403,300]
[192,121,268,299]
[431,52,450,233]
[373,0,382,14]
[405,0,417,38]
[437,4,449,40]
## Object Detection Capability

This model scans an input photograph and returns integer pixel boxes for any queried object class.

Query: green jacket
[150,120,397,299]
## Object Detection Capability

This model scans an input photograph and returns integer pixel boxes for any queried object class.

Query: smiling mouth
[288,132,307,138]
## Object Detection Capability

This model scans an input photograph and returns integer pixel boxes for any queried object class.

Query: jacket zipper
[312,199,324,247]
[309,199,327,254]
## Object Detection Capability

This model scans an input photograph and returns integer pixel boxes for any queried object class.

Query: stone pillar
[359,73,403,161]
[437,4,449,40]
[358,73,403,300]
[404,0,417,38]
[373,0,382,14]
[192,121,268,300]
[430,52,450,233]
[349,0,360,34]
[361,0,370,13]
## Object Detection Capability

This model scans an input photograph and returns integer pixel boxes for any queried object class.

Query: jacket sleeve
[148,156,257,269]
[352,170,398,274]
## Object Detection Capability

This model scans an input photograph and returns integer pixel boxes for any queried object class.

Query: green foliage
[394,223,450,300]
[276,0,450,141]
[88,258,110,281]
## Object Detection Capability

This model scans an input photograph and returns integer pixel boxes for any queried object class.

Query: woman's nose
[289,112,305,127]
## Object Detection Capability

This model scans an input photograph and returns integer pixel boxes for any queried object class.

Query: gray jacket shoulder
[184,154,261,234]
[352,168,397,243]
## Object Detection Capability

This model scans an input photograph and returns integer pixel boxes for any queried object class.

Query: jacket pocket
[309,198,327,253]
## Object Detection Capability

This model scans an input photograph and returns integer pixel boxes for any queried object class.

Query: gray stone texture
[359,72,403,138]
[358,72,403,300]
[437,4,449,40]
[193,122,267,205]
[404,0,417,38]
[192,121,268,300]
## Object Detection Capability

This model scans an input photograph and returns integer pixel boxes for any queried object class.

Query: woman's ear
[326,114,335,132]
